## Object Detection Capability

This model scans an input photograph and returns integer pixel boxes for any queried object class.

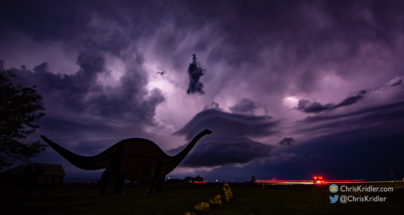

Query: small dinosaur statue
[40,129,212,194]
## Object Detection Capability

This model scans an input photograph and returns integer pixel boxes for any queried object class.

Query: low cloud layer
[229,98,262,114]
[169,136,273,168]
[173,109,280,140]
[279,138,295,146]
[295,77,404,141]
[171,108,278,167]
[296,90,368,113]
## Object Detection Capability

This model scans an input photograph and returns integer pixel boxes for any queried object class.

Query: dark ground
[0,182,403,215]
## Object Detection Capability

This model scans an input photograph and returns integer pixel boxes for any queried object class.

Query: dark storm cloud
[334,90,368,108]
[170,0,404,93]
[6,48,164,123]
[295,77,404,139]
[384,76,403,88]
[297,100,404,134]
[0,1,168,57]
[229,98,261,114]
[171,108,279,167]
[173,109,280,140]
[2,0,404,181]
[297,99,334,113]
[2,0,404,97]
[296,90,368,113]
[0,60,4,70]
[168,136,273,168]
[7,50,105,113]
[279,137,295,146]
[187,54,206,95]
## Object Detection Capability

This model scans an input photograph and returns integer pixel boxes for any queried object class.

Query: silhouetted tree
[0,70,47,170]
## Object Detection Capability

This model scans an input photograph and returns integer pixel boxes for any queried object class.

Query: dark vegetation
[0,183,403,215]
[0,70,46,170]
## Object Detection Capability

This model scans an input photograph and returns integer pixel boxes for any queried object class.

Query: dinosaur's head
[203,129,213,135]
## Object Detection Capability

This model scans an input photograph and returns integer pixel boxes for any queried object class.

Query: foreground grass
[0,182,403,215]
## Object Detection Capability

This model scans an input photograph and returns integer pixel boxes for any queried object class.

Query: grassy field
[1,182,403,215]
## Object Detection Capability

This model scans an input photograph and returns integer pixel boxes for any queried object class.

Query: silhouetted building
[0,163,66,187]
[182,175,204,183]
[166,175,204,183]
[165,178,181,183]
[192,175,203,182]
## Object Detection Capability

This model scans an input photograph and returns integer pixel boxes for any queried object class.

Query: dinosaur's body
[40,129,212,194]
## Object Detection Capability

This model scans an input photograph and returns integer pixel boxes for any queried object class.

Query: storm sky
[1,0,404,181]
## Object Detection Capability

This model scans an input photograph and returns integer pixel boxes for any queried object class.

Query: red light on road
[313,176,324,185]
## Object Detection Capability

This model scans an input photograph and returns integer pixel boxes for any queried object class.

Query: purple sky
[1,0,404,181]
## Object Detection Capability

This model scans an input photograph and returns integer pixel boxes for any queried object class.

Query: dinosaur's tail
[40,135,113,170]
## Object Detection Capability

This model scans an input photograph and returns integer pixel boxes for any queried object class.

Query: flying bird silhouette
[157,68,165,76]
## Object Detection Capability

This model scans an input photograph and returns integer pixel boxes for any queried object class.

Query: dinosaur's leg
[100,170,125,194]
[100,142,125,194]
[99,164,123,194]
[148,177,158,194]
[99,169,113,194]
[146,179,153,194]
[149,155,164,194]
[112,173,126,194]
[154,176,165,193]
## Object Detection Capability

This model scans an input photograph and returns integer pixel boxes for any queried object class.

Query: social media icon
[329,184,338,193]
[329,195,339,203]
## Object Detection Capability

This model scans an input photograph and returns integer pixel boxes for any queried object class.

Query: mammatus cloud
[279,137,295,146]
[169,136,273,168]
[229,98,262,114]
[296,90,367,113]
[187,54,206,95]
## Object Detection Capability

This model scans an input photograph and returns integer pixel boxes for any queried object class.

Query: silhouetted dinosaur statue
[40,129,212,194]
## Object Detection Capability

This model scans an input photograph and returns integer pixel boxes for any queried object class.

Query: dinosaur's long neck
[40,135,114,170]
[163,130,210,174]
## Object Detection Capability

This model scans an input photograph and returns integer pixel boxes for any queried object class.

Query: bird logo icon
[329,195,339,203]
